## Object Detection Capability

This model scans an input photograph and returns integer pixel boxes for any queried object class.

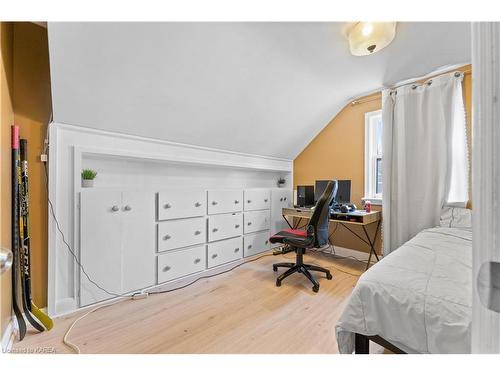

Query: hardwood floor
[12,251,365,354]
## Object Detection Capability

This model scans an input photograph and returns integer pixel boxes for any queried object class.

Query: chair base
[273,247,332,293]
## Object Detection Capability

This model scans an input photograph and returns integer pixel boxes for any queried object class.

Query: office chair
[270,180,338,292]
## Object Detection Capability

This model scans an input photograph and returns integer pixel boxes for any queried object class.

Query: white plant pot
[82,179,94,188]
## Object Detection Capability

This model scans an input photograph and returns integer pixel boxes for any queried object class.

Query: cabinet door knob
[212,253,218,259]
[111,205,120,212]
[280,198,283,202]
[212,201,218,205]
[283,197,287,201]
[194,230,201,235]
[164,203,171,209]
[163,234,171,240]
[124,205,132,211]
[248,245,252,249]
[234,248,240,253]
[265,240,269,244]
[247,222,252,226]
[163,266,171,272]
[212,228,218,232]
[247,199,252,203]
[194,202,201,207]
[234,200,239,204]
[264,199,268,202]
[235,224,240,228]
[194,258,201,264]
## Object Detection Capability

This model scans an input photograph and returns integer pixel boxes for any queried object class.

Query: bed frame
[354,333,407,354]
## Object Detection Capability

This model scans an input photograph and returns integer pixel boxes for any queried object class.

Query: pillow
[440,206,472,228]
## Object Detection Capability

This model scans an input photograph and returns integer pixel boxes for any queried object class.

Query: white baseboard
[1,320,15,353]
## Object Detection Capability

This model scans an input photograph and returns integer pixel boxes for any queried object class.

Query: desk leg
[362,220,380,270]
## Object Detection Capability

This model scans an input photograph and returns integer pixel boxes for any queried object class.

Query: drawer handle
[194,230,201,235]
[247,199,252,203]
[264,199,268,202]
[235,224,240,228]
[212,253,218,259]
[234,200,239,204]
[212,201,218,205]
[265,240,269,244]
[163,234,171,240]
[163,266,171,272]
[280,198,283,202]
[248,245,252,249]
[247,222,252,226]
[124,205,132,211]
[212,228,218,232]
[111,205,120,212]
[283,197,287,201]
[164,203,171,209]
[194,202,202,207]
[194,258,201,264]
[234,248,240,253]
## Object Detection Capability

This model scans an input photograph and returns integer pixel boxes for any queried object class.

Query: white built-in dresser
[79,188,292,306]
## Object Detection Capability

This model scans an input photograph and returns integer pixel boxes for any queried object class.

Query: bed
[335,207,473,354]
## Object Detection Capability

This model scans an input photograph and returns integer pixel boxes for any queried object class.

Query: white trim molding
[472,22,500,353]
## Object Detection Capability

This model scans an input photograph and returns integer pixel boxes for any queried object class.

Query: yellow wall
[0,22,14,341]
[12,23,51,308]
[294,65,472,254]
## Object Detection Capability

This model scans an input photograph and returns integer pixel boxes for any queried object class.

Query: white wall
[47,22,471,159]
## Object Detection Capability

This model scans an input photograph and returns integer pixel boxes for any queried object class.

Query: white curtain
[382,71,469,255]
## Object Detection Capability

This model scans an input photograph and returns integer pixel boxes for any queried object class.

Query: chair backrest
[308,180,338,247]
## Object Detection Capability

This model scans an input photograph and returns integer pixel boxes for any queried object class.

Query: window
[364,110,383,204]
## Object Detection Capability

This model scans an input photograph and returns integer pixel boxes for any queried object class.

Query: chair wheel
[273,266,278,272]
[326,272,333,280]
[312,285,319,293]
[276,280,281,287]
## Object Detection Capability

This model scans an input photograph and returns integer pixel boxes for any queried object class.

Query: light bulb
[362,23,373,36]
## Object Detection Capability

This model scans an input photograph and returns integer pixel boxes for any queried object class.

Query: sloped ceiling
[48,22,471,159]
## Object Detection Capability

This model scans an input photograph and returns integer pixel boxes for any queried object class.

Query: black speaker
[297,185,314,207]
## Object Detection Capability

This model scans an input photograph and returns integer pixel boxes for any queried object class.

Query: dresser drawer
[158,217,206,252]
[244,231,271,257]
[244,189,270,211]
[207,189,243,215]
[158,189,206,220]
[208,212,243,242]
[244,210,270,234]
[207,237,243,268]
[157,245,206,283]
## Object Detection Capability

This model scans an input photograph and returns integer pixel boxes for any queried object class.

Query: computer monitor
[315,179,351,204]
[335,180,351,204]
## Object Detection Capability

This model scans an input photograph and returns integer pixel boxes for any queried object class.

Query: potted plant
[277,177,286,188]
[81,169,98,188]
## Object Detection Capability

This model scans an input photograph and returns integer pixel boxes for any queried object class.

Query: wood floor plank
[12,251,364,354]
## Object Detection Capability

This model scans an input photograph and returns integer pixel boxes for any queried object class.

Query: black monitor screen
[336,180,351,204]
[314,179,351,204]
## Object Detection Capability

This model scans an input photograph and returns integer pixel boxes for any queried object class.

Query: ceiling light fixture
[347,22,397,56]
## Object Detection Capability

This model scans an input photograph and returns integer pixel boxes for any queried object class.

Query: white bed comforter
[335,227,472,354]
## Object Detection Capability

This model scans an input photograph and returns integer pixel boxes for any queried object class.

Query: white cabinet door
[244,210,270,234]
[157,245,206,284]
[158,189,206,220]
[80,191,122,306]
[158,217,206,252]
[121,191,155,292]
[207,189,243,214]
[208,212,243,242]
[243,231,271,257]
[207,237,243,268]
[271,189,293,235]
[244,189,270,211]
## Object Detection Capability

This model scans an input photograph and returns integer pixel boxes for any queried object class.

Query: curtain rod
[350,68,472,106]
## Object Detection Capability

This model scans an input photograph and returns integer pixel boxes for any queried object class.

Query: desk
[282,207,381,270]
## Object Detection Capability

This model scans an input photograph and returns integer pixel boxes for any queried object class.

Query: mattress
[335,226,472,354]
